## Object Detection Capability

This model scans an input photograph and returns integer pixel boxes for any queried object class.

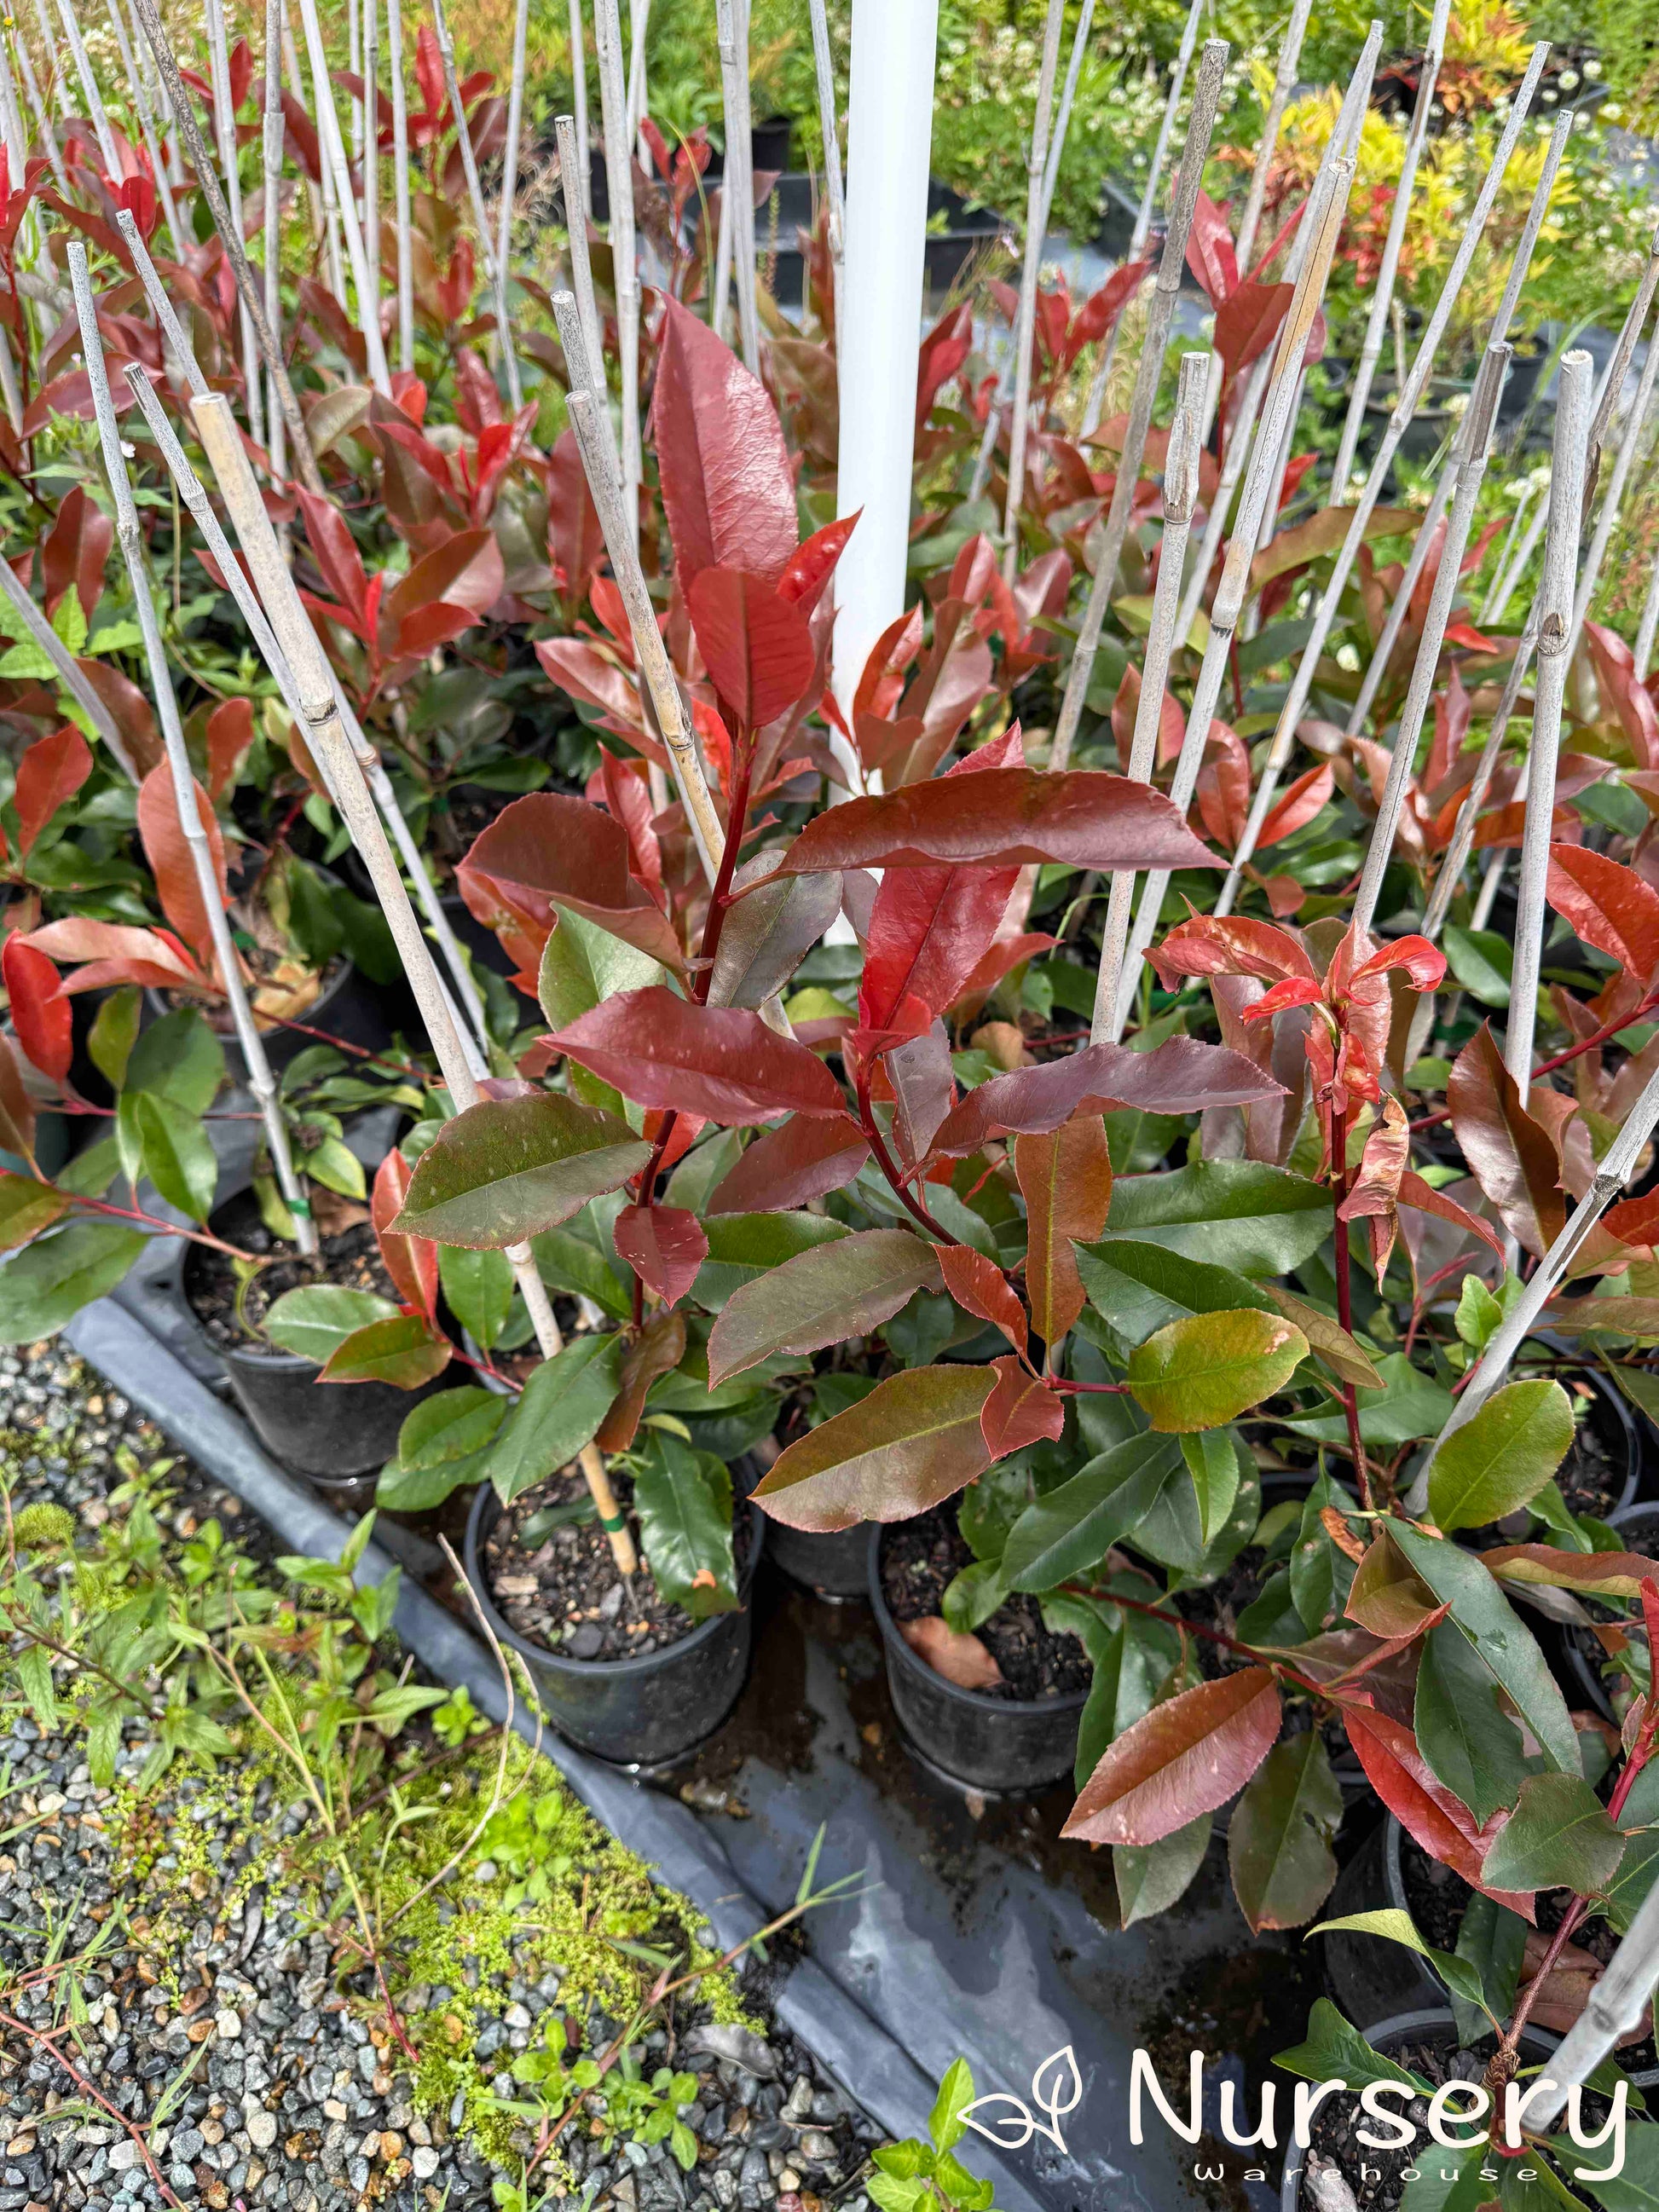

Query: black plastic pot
[1562,1498,1659,1720]
[143,953,396,1083]
[750,115,794,171]
[1280,2009,1559,2211]
[870,1526,1086,1793]
[464,1481,764,1768]
[766,1519,871,1602]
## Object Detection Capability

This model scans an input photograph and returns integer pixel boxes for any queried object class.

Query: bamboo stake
[428,0,518,408]
[1517,1868,1659,2130]
[203,0,264,448]
[26,0,63,124]
[1636,545,1659,681]
[1091,350,1206,1042]
[55,0,120,176]
[1039,0,1095,228]
[1109,147,1358,1040]
[1082,0,1205,437]
[349,0,363,176]
[129,0,326,495]
[1346,110,1569,737]
[496,0,529,348]
[807,0,844,357]
[714,0,758,376]
[363,0,381,367]
[0,31,27,176]
[9,20,68,195]
[554,113,606,391]
[1506,348,1593,1100]
[1213,41,1552,916]
[626,0,650,157]
[385,0,413,375]
[120,360,495,1062]
[294,0,392,396]
[1583,219,1659,513]
[190,390,639,1575]
[551,287,723,882]
[1351,339,1510,939]
[1000,0,1066,587]
[105,0,183,250]
[1419,605,1540,944]
[293,10,347,306]
[1049,41,1232,775]
[69,245,315,1255]
[0,562,139,779]
[262,0,286,482]
[1234,0,1313,272]
[594,0,642,530]
[1484,478,1549,623]
[1329,0,1450,500]
[568,0,590,221]
[1569,313,1659,661]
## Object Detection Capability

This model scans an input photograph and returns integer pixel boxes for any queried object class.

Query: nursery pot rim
[181,1182,390,1374]
[465,1475,763,1688]
[867,1522,1090,1723]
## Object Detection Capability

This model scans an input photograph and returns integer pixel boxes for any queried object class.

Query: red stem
[1330,1101,1372,1509]
[1413,990,1659,1133]
[853,1060,959,1245]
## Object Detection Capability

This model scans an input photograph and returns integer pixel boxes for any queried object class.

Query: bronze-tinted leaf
[752,1364,994,1531]
[1014,1115,1113,1345]
[708,1227,944,1386]
[1063,1668,1280,1846]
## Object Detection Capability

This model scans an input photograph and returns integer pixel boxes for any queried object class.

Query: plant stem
[1412,989,1659,1134]
[0,2007,187,2209]
[1330,1102,1372,1510]
[851,1062,958,1245]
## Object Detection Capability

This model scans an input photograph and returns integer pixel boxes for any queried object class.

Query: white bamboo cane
[130,0,327,494]
[0,31,28,176]
[1636,545,1659,680]
[105,0,183,249]
[0,561,138,779]
[496,0,530,351]
[807,0,844,359]
[1351,339,1510,939]
[1234,0,1314,273]
[554,113,606,391]
[362,0,381,360]
[1082,0,1205,437]
[1481,477,1538,623]
[1485,480,1549,623]
[594,0,642,528]
[1506,348,1593,1100]
[1001,0,1066,586]
[1520,1867,1659,2129]
[55,0,120,176]
[626,0,650,158]
[1213,42,1552,915]
[189,389,640,1574]
[714,0,758,375]
[552,287,723,881]
[1329,0,1451,500]
[1039,0,1095,229]
[1583,220,1659,511]
[292,11,347,306]
[1047,38,1231,775]
[263,0,286,482]
[0,327,19,438]
[569,0,590,221]
[120,360,495,1063]
[294,0,392,396]
[203,0,265,448]
[1109,150,1358,1040]
[9,20,68,195]
[69,245,315,1254]
[1091,350,1205,1041]
[1569,315,1659,661]
[385,0,413,375]
[1419,604,1541,944]
[429,0,518,407]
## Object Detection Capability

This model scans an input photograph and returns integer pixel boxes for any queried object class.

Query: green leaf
[121,1007,225,1113]
[1579,2122,1659,2211]
[396,1386,507,1470]
[1113,1814,1211,1926]
[376,1453,491,1511]
[438,1245,516,1350]
[1289,1474,1359,1634]
[1454,1273,1509,1353]
[14,1640,56,1727]
[1402,2138,1506,2212]
[0,1221,149,1341]
[941,1557,1009,1634]
[1282,1351,1456,1447]
[303,1135,367,1201]
[1604,1827,1659,1937]
[633,1431,737,1618]
[395,1094,653,1248]
[1478,1771,1626,1894]
[1443,924,1513,1008]
[88,987,140,1091]
[320,1314,453,1388]
[1074,1236,1272,1352]
[485,1333,626,1503]
[264,1284,399,1363]
[708,1228,944,1386]
[1125,1308,1307,1432]
[929,2058,974,2155]
[1428,1379,1576,1532]
[1228,1734,1342,1932]
[539,903,669,1029]
[1074,1589,1184,1783]
[1003,1432,1183,1591]
[1309,1908,1488,2008]
[128,1092,217,1221]
[1181,1429,1240,1545]
[1451,1892,1529,2045]
[1274,1999,1428,2094]
[691,1210,850,1309]
[1124,1447,1260,1582]
[1389,1522,1582,1775]
[0,1170,68,1250]
[1415,1618,1529,1826]
[1104,1159,1332,1275]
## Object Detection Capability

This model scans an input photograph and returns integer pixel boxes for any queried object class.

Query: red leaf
[546,427,605,596]
[205,699,254,802]
[20,919,210,995]
[547,986,848,1123]
[1546,844,1659,985]
[1014,1114,1113,1344]
[295,487,370,628]
[778,514,857,618]
[1339,1703,1533,1915]
[614,1202,709,1310]
[383,526,504,628]
[1448,1024,1566,1258]
[980,1354,1065,1460]
[928,1036,1286,1158]
[898,1614,1004,1690]
[1396,1168,1506,1267]
[1064,1668,1281,1845]
[2,934,69,1083]
[938,1243,1028,1354]
[371,1150,438,1323]
[41,484,112,623]
[1256,759,1333,850]
[652,296,798,592]
[13,725,91,855]
[705,1115,870,1214]
[456,793,681,985]
[1183,190,1239,308]
[1150,913,1316,991]
[685,568,816,731]
[0,1032,35,1159]
[597,746,663,899]
[1214,279,1293,378]
[778,769,1217,875]
[136,766,228,977]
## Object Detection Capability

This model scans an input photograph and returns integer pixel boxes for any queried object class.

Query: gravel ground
[0,1343,883,2212]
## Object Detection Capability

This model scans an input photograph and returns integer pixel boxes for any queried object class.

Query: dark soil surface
[185,1190,399,1352]
[1300,2030,1502,2212]
[159,950,346,1035]
[880,1504,1090,1701]
[484,1466,752,1662]
[1555,1382,1632,1520]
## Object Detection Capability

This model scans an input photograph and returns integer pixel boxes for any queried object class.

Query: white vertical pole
[831,0,939,731]
[568,0,590,218]
[385,0,413,374]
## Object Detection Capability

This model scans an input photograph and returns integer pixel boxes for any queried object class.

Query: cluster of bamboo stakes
[6,0,1659,2080]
